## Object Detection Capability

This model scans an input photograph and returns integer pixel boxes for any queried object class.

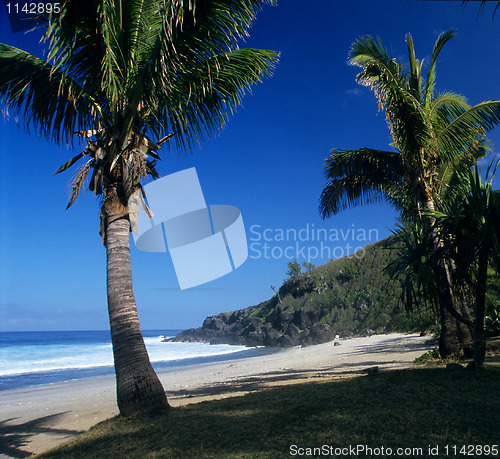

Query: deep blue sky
[1,1,500,331]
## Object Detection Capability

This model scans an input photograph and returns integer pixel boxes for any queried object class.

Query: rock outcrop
[169,301,335,347]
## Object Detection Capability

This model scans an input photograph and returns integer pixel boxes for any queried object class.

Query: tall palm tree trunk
[104,186,169,416]
[423,195,469,358]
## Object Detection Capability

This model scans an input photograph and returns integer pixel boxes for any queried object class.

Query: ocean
[0,330,272,392]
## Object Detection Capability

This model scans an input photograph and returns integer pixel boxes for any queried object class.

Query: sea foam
[0,331,247,381]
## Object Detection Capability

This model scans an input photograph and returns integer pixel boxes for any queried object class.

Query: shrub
[414,348,440,364]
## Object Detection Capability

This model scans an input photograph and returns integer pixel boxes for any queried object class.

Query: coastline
[0,333,432,458]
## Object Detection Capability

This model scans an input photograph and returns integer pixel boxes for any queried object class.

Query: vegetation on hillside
[252,237,437,337]
[243,233,500,341]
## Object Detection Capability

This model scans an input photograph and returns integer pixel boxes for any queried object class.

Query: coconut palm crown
[0,0,278,416]
[1,0,278,206]
[319,30,500,222]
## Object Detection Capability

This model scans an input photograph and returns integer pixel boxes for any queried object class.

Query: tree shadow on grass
[37,366,500,459]
[0,413,84,458]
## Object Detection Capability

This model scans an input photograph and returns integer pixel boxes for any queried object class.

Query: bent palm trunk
[104,188,169,416]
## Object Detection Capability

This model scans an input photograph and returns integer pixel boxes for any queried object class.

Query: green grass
[39,361,500,459]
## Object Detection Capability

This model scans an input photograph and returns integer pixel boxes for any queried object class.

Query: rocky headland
[169,237,435,347]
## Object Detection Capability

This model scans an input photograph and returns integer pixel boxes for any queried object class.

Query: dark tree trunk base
[117,368,170,417]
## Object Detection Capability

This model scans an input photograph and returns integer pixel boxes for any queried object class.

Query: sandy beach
[0,333,432,458]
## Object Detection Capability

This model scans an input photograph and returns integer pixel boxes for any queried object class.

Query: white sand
[0,333,432,458]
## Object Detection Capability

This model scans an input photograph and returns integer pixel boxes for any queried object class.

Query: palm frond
[54,151,88,175]
[0,44,93,144]
[462,1,500,17]
[349,35,406,110]
[424,29,456,108]
[386,222,441,313]
[319,148,404,218]
[438,100,500,153]
[67,158,93,209]
[437,161,500,285]
[429,91,471,133]
[137,0,279,149]
[42,0,278,150]
[435,137,491,210]
[44,1,110,112]
[349,35,433,159]
[152,47,278,150]
[97,0,125,110]
[406,33,422,100]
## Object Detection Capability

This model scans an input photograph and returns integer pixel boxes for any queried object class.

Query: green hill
[171,236,440,346]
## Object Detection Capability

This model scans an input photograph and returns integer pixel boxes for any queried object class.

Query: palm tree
[462,1,500,16]
[0,0,278,416]
[387,218,476,354]
[438,163,500,367]
[319,30,500,357]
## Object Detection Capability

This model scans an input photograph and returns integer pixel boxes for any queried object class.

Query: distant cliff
[169,237,435,347]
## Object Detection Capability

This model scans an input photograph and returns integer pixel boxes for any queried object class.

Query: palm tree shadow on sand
[0,412,84,458]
